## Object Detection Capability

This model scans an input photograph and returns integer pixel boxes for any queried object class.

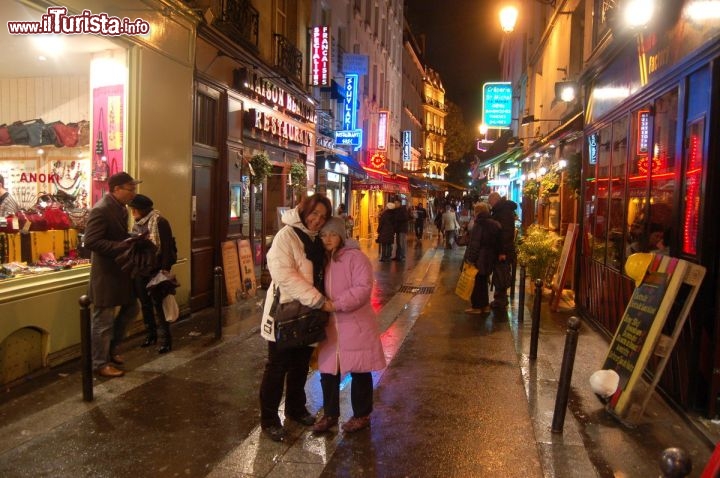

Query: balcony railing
[423,96,447,111]
[217,0,259,50]
[424,124,447,136]
[274,33,303,84]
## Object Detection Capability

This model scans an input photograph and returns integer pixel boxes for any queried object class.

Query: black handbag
[493,261,513,290]
[270,286,328,350]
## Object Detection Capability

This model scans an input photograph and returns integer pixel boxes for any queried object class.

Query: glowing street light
[499,5,519,33]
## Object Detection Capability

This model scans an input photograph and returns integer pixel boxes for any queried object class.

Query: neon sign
[369,152,386,169]
[343,74,358,130]
[310,26,330,86]
[402,130,411,162]
[377,110,388,151]
[637,110,650,155]
[482,82,513,129]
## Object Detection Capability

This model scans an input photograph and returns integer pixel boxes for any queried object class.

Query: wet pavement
[0,233,715,477]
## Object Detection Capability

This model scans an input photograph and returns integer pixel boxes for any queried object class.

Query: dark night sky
[405,0,504,127]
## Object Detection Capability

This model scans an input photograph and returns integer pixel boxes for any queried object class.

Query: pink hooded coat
[316,240,386,374]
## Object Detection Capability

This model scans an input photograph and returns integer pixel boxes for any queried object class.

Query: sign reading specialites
[310,26,330,86]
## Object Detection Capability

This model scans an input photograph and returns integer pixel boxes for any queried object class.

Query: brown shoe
[312,415,338,433]
[110,354,124,365]
[342,416,370,433]
[97,365,125,378]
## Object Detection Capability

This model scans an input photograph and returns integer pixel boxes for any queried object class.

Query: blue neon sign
[402,130,412,162]
[482,82,513,129]
[334,129,363,151]
[343,74,358,130]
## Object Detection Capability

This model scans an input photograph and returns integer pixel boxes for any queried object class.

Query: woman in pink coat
[313,217,386,433]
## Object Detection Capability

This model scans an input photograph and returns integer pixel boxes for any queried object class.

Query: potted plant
[517,224,562,283]
[250,152,272,183]
[289,162,306,187]
[522,179,540,201]
[540,170,561,198]
[565,152,581,198]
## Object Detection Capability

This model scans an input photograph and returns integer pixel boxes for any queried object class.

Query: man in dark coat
[392,198,409,261]
[414,203,428,240]
[488,191,518,308]
[84,172,141,378]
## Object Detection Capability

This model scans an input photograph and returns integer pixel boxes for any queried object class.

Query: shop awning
[516,111,584,162]
[317,151,365,174]
[409,176,438,191]
[427,178,468,193]
[477,147,524,170]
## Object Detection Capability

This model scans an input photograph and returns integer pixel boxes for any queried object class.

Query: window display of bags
[455,262,478,301]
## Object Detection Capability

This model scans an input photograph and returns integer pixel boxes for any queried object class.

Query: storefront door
[190,156,217,310]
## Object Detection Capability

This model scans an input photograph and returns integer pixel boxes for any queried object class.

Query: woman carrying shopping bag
[462,202,501,314]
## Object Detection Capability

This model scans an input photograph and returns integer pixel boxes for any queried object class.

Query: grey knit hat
[320,216,347,240]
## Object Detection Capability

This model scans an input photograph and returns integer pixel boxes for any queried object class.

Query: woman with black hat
[128,194,176,353]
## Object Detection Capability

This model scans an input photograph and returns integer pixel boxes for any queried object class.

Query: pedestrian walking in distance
[313,217,386,434]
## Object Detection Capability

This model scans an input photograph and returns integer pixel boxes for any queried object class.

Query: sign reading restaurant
[246,108,313,147]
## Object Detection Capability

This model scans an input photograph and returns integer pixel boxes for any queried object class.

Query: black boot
[141,336,157,348]
[157,342,172,354]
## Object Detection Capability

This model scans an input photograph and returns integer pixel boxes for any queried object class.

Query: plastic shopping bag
[455,262,478,301]
[162,294,180,323]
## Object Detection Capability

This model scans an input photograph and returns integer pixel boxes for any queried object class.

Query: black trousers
[259,341,313,428]
[319,372,373,418]
[470,273,490,309]
[134,275,171,345]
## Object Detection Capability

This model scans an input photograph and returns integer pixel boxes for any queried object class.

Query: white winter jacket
[260,207,326,341]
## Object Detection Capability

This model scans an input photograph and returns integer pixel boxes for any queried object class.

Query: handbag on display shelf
[50,121,79,147]
[270,285,329,350]
[0,124,12,145]
[455,262,478,301]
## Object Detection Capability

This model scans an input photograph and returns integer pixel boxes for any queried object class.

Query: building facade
[0,0,197,383]
[498,0,720,418]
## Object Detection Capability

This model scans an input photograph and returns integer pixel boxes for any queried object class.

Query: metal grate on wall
[398,285,435,294]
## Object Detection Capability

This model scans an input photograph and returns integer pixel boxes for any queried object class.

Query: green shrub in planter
[517,225,562,281]
[289,162,306,187]
[250,152,272,182]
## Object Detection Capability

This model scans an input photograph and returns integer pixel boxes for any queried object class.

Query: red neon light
[637,110,650,155]
[683,133,701,255]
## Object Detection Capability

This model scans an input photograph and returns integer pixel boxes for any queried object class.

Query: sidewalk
[0,235,714,477]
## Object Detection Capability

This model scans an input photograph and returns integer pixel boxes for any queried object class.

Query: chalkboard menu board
[604,272,668,399]
[600,253,706,423]
[221,240,242,305]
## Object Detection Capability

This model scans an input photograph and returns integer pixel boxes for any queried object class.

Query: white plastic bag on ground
[590,369,620,398]
[163,294,179,323]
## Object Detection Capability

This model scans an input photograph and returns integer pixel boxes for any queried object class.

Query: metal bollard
[529,279,543,360]
[214,266,223,340]
[78,295,93,402]
[518,265,526,323]
[659,447,692,478]
[551,316,581,433]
